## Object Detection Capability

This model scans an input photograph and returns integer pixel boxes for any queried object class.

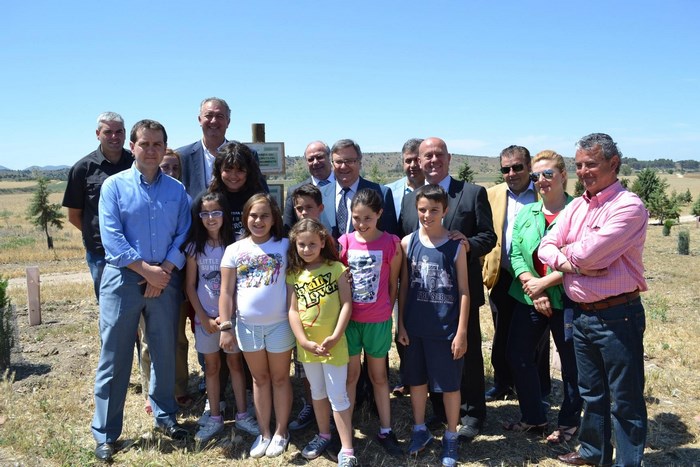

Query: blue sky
[1,0,698,170]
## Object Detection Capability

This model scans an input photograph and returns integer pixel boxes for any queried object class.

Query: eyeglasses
[199,211,224,219]
[500,163,525,174]
[531,169,555,180]
[333,159,359,167]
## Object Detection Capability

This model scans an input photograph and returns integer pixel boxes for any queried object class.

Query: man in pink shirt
[539,133,648,467]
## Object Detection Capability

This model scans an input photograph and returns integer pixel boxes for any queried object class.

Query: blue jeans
[574,298,646,467]
[86,250,106,302]
[507,300,582,427]
[91,265,183,444]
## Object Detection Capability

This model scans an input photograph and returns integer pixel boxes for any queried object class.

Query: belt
[578,290,640,312]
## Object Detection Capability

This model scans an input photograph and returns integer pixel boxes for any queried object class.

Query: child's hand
[319,335,339,354]
[397,326,410,346]
[202,317,219,334]
[451,332,467,360]
[220,331,237,353]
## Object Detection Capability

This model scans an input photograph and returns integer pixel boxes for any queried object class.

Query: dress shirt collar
[336,178,360,197]
[583,180,623,204]
[312,172,335,186]
[426,175,452,192]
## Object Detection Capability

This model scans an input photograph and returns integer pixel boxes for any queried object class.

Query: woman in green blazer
[503,150,582,444]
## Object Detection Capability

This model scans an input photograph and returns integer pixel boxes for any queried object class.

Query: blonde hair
[532,150,567,190]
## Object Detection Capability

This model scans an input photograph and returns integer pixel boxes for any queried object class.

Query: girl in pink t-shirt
[338,188,403,456]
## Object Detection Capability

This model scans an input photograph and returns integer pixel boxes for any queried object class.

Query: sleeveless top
[404,232,462,340]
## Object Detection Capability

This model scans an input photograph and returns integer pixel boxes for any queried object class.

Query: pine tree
[457,160,475,183]
[26,177,64,249]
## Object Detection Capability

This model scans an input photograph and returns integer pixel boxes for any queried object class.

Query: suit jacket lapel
[444,179,463,230]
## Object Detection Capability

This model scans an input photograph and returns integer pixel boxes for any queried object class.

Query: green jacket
[508,194,574,309]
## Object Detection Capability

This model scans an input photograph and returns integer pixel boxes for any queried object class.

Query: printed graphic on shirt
[237,252,283,288]
[232,210,244,241]
[294,273,338,326]
[347,250,382,303]
[408,254,454,304]
[199,257,222,297]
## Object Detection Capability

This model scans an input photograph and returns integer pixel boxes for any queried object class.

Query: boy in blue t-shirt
[398,184,470,467]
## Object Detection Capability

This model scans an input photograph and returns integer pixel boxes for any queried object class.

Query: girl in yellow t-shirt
[287,219,356,465]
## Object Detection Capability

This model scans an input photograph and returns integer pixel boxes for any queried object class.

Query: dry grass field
[1,179,699,466]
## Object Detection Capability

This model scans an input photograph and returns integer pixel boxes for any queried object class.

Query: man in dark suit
[282,140,335,232]
[398,137,496,439]
[177,97,231,198]
[319,139,398,238]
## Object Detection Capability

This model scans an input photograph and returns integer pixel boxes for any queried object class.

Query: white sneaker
[338,451,358,466]
[250,435,271,458]
[195,418,224,443]
[198,400,226,426]
[265,433,290,457]
[236,414,260,436]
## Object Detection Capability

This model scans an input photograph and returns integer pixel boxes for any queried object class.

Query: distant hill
[26,165,71,171]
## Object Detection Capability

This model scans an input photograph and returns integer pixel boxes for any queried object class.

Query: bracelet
[219,321,232,331]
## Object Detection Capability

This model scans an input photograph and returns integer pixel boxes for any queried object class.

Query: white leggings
[302,361,351,412]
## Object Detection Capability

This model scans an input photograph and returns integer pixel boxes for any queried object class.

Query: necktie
[318,179,330,187]
[336,187,350,235]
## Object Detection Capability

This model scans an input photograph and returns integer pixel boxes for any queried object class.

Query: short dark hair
[351,188,383,214]
[292,184,322,207]
[499,145,530,165]
[130,119,167,145]
[415,184,448,210]
[331,139,362,160]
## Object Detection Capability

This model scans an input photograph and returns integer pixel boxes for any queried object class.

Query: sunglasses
[199,210,224,219]
[531,169,555,180]
[500,163,525,174]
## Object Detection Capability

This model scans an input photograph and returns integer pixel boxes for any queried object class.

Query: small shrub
[678,230,690,255]
[663,219,674,236]
[644,294,668,323]
[0,276,14,372]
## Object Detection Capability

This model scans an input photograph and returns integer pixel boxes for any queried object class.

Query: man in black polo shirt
[62,112,133,301]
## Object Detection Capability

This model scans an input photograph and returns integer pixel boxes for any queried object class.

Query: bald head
[419,137,451,184]
[304,140,332,181]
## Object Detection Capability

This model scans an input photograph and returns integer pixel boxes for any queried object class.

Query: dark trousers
[508,300,582,427]
[430,302,485,426]
[489,269,551,396]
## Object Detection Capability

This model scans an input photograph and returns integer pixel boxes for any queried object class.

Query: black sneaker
[289,397,315,431]
[376,431,403,457]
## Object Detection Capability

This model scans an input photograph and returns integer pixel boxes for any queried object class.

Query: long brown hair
[287,218,338,274]
[241,193,284,240]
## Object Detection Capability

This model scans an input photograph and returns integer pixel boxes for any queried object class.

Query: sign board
[245,142,285,175]
[267,183,284,210]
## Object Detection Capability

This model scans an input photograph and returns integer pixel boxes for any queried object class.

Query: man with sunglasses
[482,145,551,404]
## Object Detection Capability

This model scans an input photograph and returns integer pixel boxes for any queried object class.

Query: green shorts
[345,319,392,358]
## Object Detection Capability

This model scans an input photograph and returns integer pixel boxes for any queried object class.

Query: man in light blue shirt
[91,120,192,462]
[385,138,425,221]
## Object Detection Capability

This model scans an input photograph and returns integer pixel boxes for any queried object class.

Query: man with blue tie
[282,140,335,231]
[319,139,398,239]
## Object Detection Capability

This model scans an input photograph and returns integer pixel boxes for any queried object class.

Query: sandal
[547,426,578,444]
[503,421,548,435]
